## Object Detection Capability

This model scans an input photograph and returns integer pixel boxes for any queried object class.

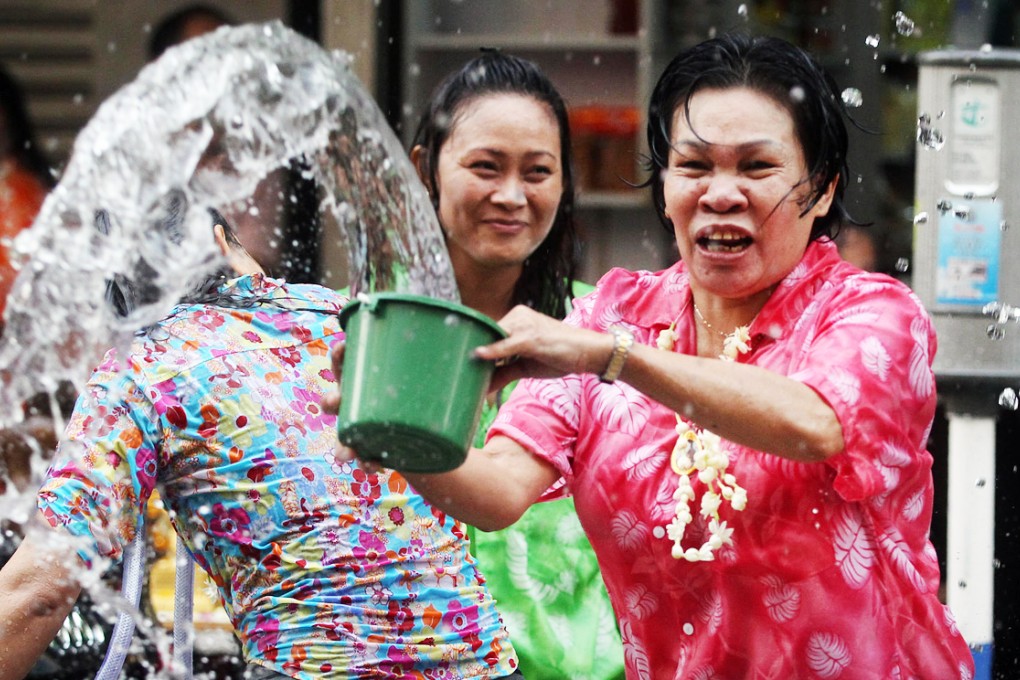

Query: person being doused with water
[405,50,625,680]
[0,203,524,679]
[328,34,975,678]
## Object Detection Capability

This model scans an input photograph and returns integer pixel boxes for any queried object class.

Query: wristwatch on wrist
[599,325,634,383]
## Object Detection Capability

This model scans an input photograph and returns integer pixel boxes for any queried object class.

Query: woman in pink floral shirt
[336,34,975,679]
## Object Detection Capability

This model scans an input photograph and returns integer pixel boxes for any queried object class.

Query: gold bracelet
[599,326,634,383]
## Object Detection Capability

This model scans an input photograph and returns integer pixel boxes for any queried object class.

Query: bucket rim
[339,292,507,339]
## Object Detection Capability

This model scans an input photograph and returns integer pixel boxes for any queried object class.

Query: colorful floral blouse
[38,274,518,679]
[489,240,975,679]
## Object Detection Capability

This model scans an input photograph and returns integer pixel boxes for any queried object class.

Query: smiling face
[662,86,834,304]
[431,93,563,278]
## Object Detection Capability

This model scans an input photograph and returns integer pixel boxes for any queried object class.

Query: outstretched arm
[0,518,81,680]
[476,305,843,462]
[340,434,560,532]
[325,301,844,526]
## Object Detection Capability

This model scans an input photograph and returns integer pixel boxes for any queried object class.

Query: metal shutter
[0,1,97,171]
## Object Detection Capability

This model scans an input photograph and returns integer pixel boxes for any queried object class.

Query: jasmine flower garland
[653,318,750,562]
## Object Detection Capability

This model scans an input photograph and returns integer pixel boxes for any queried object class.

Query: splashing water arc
[0,21,457,420]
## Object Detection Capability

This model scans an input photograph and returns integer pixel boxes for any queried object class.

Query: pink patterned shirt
[489,240,974,679]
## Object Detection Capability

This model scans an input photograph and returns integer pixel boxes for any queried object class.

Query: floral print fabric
[489,240,974,679]
[38,274,518,679]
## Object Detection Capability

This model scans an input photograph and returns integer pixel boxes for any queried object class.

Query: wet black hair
[148,4,233,61]
[410,50,578,320]
[175,206,259,309]
[97,192,246,318]
[644,33,854,242]
[0,63,54,188]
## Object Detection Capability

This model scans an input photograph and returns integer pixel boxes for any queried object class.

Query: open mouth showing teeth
[698,234,753,252]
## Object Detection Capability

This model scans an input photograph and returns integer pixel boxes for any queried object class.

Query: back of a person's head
[149,4,234,61]
[0,63,54,186]
[99,191,246,318]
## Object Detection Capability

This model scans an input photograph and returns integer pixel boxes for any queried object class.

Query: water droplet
[683,622,695,635]
[865,34,880,48]
[841,88,863,108]
[917,113,945,150]
[895,258,910,272]
[999,387,1019,411]
[789,86,805,103]
[894,11,916,36]
[652,526,665,539]
[737,4,748,19]
[986,324,1006,340]
[913,212,928,226]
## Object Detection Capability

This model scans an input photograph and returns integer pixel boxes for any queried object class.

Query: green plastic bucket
[336,292,506,472]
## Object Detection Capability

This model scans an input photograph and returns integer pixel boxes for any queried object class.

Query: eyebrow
[465,147,558,161]
[672,138,781,153]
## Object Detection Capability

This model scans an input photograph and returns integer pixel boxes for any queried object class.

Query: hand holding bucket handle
[473,305,622,391]
[324,301,625,473]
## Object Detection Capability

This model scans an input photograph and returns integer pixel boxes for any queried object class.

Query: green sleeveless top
[468,280,625,680]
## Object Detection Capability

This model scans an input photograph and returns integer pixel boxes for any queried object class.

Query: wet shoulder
[271,281,348,313]
[823,262,929,317]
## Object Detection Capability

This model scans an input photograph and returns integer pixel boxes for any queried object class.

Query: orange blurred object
[0,159,46,319]
[146,492,232,631]
[569,105,640,193]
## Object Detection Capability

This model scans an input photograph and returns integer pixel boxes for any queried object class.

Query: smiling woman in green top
[409,51,625,680]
